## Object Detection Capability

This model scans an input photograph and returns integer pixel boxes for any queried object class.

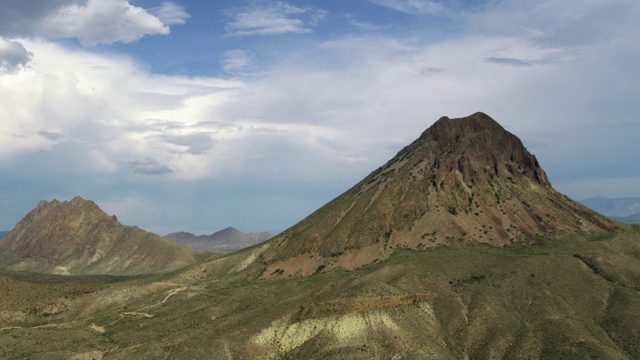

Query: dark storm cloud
[159,133,216,155]
[129,157,173,175]
[0,0,86,37]
[485,57,534,67]
[38,131,69,142]
[0,39,32,71]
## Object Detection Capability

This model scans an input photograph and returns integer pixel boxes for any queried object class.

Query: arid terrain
[1,228,640,359]
[1,114,639,359]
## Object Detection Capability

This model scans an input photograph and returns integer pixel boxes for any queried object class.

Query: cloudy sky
[1,0,638,235]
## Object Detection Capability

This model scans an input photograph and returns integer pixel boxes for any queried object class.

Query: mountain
[0,231,8,239]
[0,197,197,276]
[612,213,640,224]
[259,112,615,277]
[165,227,274,252]
[581,196,640,217]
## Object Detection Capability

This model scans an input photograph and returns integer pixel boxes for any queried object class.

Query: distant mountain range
[580,196,640,224]
[165,227,275,252]
[611,213,640,224]
[0,231,8,239]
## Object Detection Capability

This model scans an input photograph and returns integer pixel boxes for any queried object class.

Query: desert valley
[1,113,639,359]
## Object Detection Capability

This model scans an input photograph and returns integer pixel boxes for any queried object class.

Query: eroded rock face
[0,197,196,275]
[260,113,616,277]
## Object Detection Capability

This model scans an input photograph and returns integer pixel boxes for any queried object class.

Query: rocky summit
[0,196,196,276]
[259,112,616,277]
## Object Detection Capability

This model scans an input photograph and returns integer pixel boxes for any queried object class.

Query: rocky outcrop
[259,112,616,277]
[0,197,197,275]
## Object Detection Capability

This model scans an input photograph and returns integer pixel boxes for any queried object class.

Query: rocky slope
[0,197,197,276]
[259,112,616,277]
[166,227,274,252]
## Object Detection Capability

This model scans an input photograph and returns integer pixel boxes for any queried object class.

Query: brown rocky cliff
[258,112,616,278]
[0,196,196,276]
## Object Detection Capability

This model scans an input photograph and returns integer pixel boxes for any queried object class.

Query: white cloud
[224,1,327,37]
[38,0,169,45]
[0,0,187,46]
[344,14,380,31]
[150,2,190,25]
[368,0,451,16]
[222,49,255,72]
[0,38,359,183]
[465,0,639,47]
[0,39,241,175]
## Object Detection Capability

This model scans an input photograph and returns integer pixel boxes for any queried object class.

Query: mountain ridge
[165,226,275,252]
[581,196,640,217]
[612,213,640,224]
[0,196,197,276]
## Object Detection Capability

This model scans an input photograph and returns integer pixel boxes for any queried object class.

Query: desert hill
[165,227,274,252]
[0,197,197,276]
[259,112,615,277]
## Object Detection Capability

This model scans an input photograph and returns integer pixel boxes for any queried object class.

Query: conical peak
[218,227,240,235]
[257,112,616,278]
[406,113,551,189]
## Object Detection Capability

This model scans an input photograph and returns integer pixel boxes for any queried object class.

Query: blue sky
[0,0,639,235]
